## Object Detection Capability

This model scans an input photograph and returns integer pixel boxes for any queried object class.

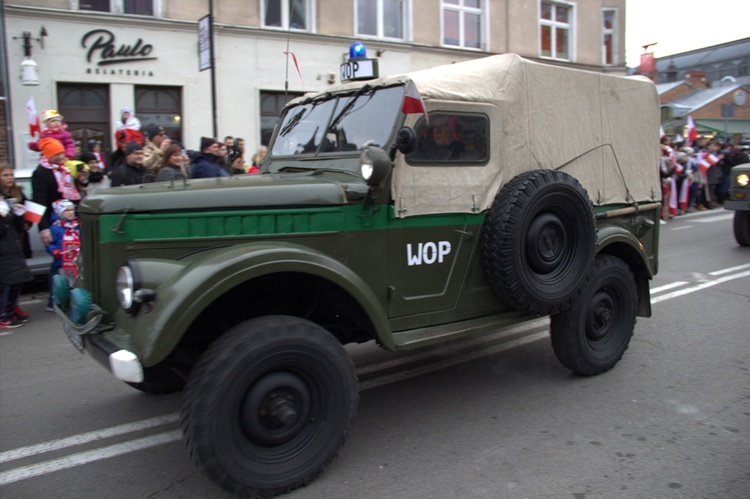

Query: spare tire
[481,169,596,315]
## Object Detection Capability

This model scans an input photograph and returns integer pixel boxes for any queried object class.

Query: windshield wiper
[279,107,307,137]
[327,85,373,132]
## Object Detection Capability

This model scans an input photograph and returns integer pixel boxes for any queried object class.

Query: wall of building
[3,0,628,168]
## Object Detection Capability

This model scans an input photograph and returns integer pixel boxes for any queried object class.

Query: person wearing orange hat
[27,109,76,160]
[31,137,81,247]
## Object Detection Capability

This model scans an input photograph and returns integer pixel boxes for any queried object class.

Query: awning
[695,119,750,135]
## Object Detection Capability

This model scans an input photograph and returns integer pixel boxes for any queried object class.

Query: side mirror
[360,146,392,188]
[389,126,416,160]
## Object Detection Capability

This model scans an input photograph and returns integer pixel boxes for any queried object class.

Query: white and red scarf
[40,157,81,201]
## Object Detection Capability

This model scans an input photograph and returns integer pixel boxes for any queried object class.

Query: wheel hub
[526,213,566,274]
[586,291,614,341]
[240,371,311,446]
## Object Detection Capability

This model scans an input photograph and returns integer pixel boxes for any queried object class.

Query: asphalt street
[0,207,748,498]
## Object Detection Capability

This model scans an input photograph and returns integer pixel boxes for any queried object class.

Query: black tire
[481,169,597,315]
[550,255,637,376]
[181,315,358,497]
[733,211,750,247]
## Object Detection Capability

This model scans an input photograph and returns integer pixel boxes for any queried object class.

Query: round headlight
[116,262,141,314]
[737,173,749,187]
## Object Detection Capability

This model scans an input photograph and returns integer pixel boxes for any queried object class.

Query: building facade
[2,0,627,168]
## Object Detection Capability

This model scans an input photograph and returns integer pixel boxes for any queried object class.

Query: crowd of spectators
[659,135,749,223]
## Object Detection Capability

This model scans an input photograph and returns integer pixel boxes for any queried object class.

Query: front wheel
[550,255,637,376]
[181,315,359,497]
[733,211,750,246]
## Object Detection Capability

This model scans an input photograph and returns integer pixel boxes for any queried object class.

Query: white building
[1,0,627,167]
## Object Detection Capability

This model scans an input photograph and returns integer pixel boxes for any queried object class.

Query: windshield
[270,85,404,157]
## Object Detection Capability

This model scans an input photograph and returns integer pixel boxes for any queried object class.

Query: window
[442,0,484,50]
[260,91,303,146]
[135,86,182,144]
[408,113,489,164]
[602,9,617,65]
[262,0,311,31]
[356,0,407,40]
[540,1,573,60]
[79,0,155,16]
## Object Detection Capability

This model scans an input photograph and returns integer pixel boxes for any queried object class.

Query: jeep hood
[79,172,367,214]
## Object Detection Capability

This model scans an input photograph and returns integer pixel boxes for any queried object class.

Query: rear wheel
[550,255,637,376]
[733,211,750,246]
[181,315,358,497]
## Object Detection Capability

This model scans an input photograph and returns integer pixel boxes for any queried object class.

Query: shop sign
[81,29,157,77]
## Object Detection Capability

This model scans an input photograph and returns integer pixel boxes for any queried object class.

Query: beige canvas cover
[383,54,661,217]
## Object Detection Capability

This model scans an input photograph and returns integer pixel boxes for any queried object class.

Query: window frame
[601,8,618,66]
[261,0,315,32]
[539,0,575,62]
[440,0,488,51]
[406,112,490,166]
[355,0,411,41]
[75,0,161,17]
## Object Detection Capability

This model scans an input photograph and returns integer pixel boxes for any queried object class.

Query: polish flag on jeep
[402,80,429,123]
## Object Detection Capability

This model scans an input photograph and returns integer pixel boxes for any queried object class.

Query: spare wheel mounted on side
[481,169,597,316]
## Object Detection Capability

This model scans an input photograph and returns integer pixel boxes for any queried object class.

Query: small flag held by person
[24,200,46,224]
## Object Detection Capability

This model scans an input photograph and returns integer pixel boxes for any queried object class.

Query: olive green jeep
[723,163,750,246]
[54,54,661,497]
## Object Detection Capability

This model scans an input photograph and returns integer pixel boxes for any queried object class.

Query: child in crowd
[28,110,76,160]
[115,106,141,132]
[46,199,80,310]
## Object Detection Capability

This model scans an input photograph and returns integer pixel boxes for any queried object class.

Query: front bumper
[724,199,750,211]
[56,302,145,383]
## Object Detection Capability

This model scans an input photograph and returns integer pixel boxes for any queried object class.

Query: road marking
[0,414,179,464]
[709,262,750,276]
[2,263,749,484]
[650,281,688,294]
[691,214,733,223]
[0,431,182,486]
[651,270,750,304]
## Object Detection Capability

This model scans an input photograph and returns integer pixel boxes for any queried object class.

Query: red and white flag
[402,80,429,123]
[26,97,40,137]
[24,200,46,224]
[698,150,718,176]
[283,51,304,87]
[686,115,698,146]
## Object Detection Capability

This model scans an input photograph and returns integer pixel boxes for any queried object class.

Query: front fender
[111,242,391,366]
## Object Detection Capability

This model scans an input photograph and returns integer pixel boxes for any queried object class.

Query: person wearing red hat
[27,109,76,160]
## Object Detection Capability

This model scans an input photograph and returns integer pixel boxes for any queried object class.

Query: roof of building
[655,81,685,95]
[655,37,750,72]
[664,81,747,117]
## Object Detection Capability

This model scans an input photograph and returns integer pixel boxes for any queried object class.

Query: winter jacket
[28,124,77,159]
[191,153,229,179]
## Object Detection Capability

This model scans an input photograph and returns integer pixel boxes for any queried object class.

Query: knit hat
[200,136,222,151]
[120,106,133,115]
[38,137,66,159]
[79,152,97,163]
[143,123,162,141]
[42,109,63,122]
[53,199,75,218]
[125,140,143,156]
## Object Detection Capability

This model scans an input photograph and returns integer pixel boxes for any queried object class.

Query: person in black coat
[0,180,33,329]
[110,141,153,187]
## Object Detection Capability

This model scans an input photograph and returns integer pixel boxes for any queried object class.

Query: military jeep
[55,54,661,497]
[723,163,750,246]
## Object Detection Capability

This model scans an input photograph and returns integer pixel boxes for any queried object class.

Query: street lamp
[14,27,47,86]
